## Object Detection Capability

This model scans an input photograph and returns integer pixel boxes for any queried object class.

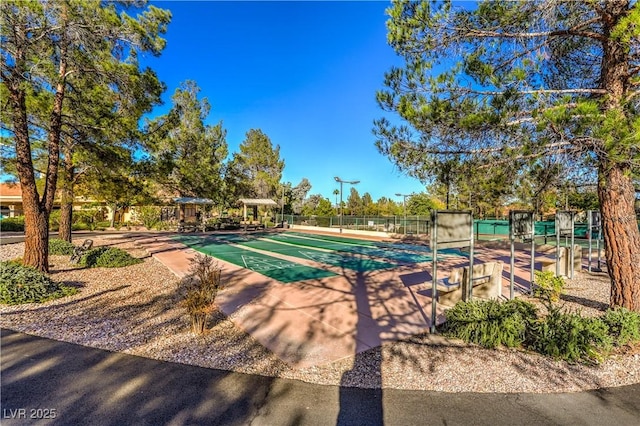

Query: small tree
[179,254,223,334]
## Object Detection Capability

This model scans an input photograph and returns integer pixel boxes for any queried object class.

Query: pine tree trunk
[58,143,74,243]
[598,165,640,312]
[58,200,73,243]
[23,203,50,273]
[597,1,640,312]
[7,21,52,273]
[110,205,116,228]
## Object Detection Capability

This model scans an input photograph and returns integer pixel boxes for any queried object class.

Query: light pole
[395,193,410,234]
[334,176,360,233]
[281,185,285,225]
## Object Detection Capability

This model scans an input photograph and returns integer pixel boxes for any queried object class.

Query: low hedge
[441,299,640,365]
[0,217,25,232]
[48,238,76,255]
[80,246,142,268]
[0,261,78,304]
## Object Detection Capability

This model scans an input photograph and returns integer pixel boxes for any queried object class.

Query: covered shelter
[238,198,278,222]
[173,197,214,223]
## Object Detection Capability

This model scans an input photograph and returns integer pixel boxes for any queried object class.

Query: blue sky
[143,0,427,201]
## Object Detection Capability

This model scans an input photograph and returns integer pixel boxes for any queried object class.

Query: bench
[242,221,265,232]
[436,267,466,306]
[538,245,582,277]
[436,261,504,306]
[177,222,206,233]
[463,261,504,300]
[70,239,93,264]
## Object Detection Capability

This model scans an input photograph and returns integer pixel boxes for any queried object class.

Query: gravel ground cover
[1,235,639,393]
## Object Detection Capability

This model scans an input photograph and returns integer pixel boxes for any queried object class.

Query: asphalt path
[2,329,639,426]
[0,232,25,245]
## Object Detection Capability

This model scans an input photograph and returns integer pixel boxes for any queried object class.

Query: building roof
[0,182,22,197]
[172,197,214,205]
[238,198,278,206]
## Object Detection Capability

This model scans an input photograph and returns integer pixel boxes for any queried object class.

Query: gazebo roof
[173,197,214,205]
[238,198,278,206]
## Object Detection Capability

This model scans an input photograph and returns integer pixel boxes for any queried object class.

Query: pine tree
[1,1,170,271]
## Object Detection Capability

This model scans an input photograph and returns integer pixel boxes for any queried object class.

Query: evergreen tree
[291,178,312,214]
[347,187,363,216]
[407,193,441,216]
[144,81,228,202]
[1,0,170,271]
[227,129,285,199]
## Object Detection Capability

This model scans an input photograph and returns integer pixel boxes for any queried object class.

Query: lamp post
[334,176,360,233]
[395,193,410,234]
[281,185,285,225]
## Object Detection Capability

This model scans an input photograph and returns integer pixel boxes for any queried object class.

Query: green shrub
[80,247,142,268]
[602,308,640,346]
[49,209,61,231]
[152,220,173,231]
[205,218,221,231]
[526,306,611,364]
[73,209,102,231]
[440,299,538,349]
[136,206,162,229]
[533,270,565,303]
[0,261,78,304]
[0,216,25,232]
[96,221,111,229]
[72,222,92,231]
[48,238,75,255]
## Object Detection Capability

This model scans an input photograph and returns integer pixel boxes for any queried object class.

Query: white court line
[298,250,342,263]
[276,233,369,248]
[241,255,297,271]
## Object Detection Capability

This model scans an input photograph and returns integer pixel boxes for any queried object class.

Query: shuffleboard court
[282,231,468,258]
[237,238,396,272]
[174,231,467,284]
[175,236,337,283]
[268,233,437,263]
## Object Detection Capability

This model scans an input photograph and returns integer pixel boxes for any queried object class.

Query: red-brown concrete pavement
[132,231,566,369]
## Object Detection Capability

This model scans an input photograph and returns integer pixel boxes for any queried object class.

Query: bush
[205,218,221,231]
[601,308,640,346]
[526,306,611,364]
[154,220,174,231]
[80,247,142,268]
[179,254,223,334]
[48,238,75,255]
[0,261,78,304]
[440,299,538,349]
[73,208,102,231]
[0,216,25,232]
[533,270,565,303]
[96,221,111,229]
[49,209,61,231]
[72,222,92,231]
[136,206,162,229]
[440,296,639,365]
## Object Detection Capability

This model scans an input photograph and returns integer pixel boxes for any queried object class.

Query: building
[0,182,23,218]
[0,182,106,220]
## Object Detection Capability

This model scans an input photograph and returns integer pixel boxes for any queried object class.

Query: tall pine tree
[1,1,170,271]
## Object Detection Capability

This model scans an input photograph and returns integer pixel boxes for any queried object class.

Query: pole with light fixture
[395,193,410,234]
[334,176,360,233]
[281,184,285,226]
